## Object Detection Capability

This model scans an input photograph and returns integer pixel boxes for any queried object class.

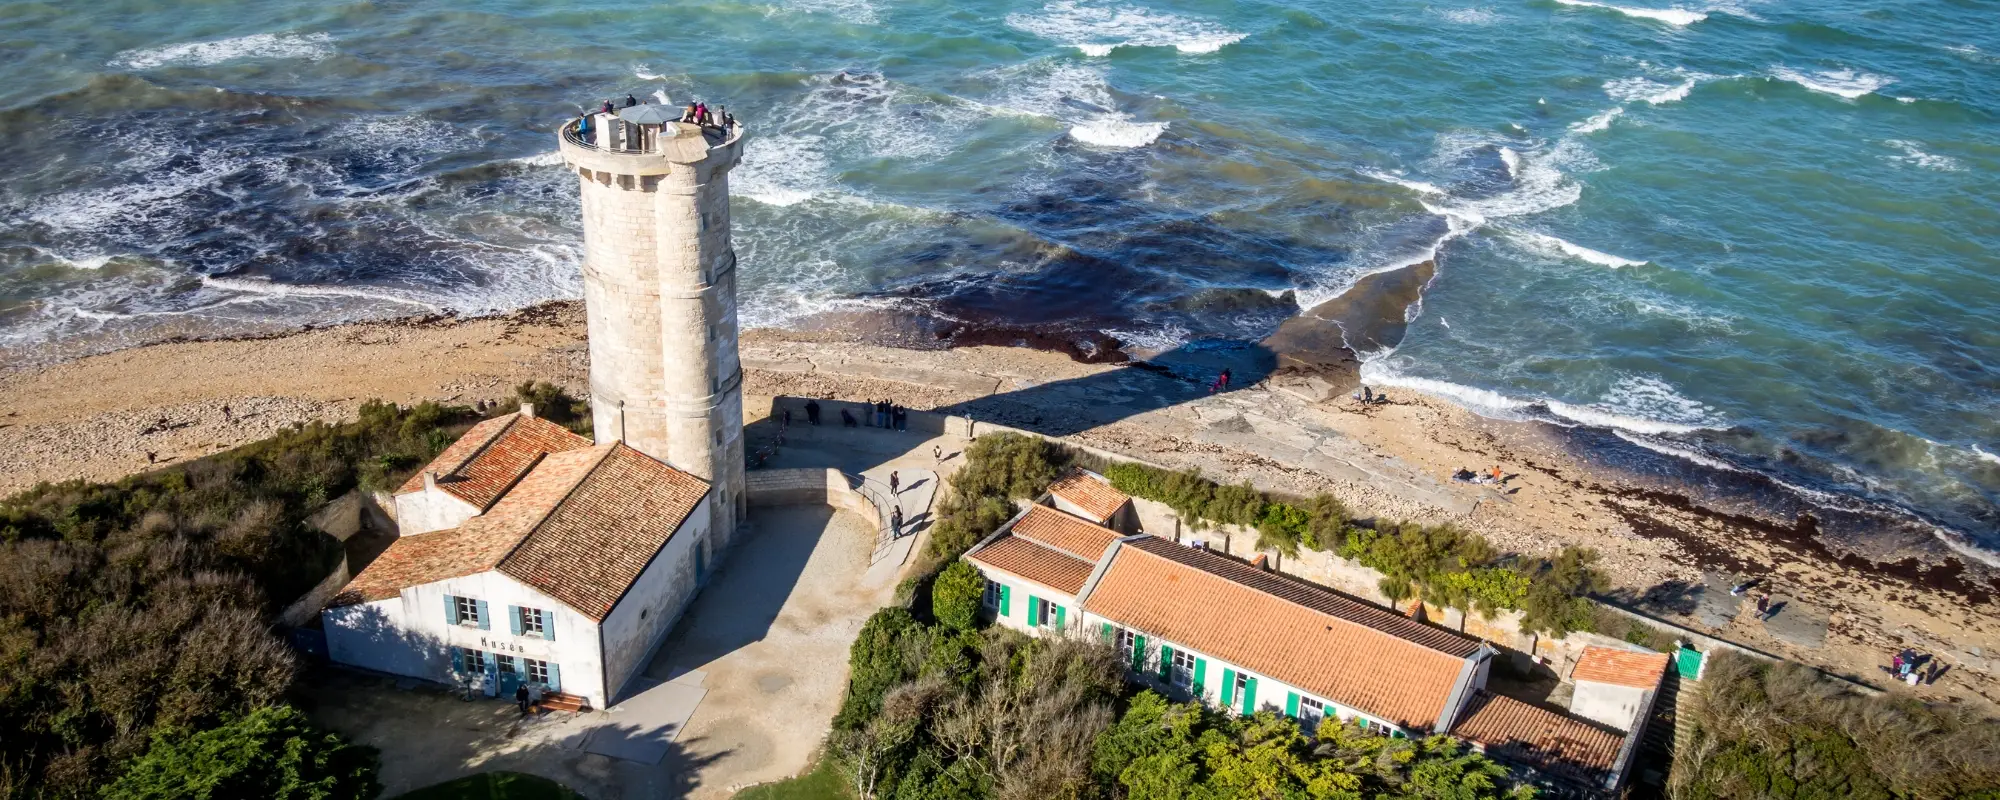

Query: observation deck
[557,113,745,176]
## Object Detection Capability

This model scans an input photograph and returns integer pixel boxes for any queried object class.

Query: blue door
[497,656,523,696]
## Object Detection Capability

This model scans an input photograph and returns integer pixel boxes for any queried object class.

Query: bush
[511,382,590,435]
[101,705,379,800]
[0,399,483,797]
[1516,547,1606,638]
[1673,652,2000,799]
[931,562,985,632]
[923,434,1072,563]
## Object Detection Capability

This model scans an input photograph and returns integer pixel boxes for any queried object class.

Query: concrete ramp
[571,670,707,764]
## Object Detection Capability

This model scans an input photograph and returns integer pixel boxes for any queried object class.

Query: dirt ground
[307,503,887,799]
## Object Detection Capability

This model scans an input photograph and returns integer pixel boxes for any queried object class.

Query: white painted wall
[972,565,1078,636]
[393,487,479,536]
[323,570,613,708]
[1570,681,1650,732]
[600,495,711,703]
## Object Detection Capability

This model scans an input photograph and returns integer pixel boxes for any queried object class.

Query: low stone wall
[764,397,1169,473]
[280,554,351,628]
[745,467,883,529]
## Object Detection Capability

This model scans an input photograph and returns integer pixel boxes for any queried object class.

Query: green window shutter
[444,595,457,625]
[1054,603,1066,628]
[547,663,562,693]
[1242,676,1258,716]
[1027,596,1041,628]
[1193,658,1207,696]
[1132,635,1147,672]
[1391,730,1406,739]
[475,599,491,631]
[1287,692,1300,718]
[1101,622,1113,641]
[1221,669,1237,706]
[999,585,1011,617]
[544,613,555,642]
[1158,645,1173,680]
[508,606,522,636]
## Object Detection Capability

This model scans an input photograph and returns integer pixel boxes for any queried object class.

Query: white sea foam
[1437,7,1501,24]
[1069,118,1168,147]
[771,0,880,25]
[1883,140,1963,172]
[1771,66,1892,99]
[1604,75,1697,105]
[26,146,251,234]
[633,65,667,81]
[1514,231,1648,267]
[1006,1,1247,56]
[1550,375,1722,434]
[732,133,830,206]
[201,276,441,309]
[1498,147,1521,178]
[509,152,564,167]
[109,32,334,69]
[1615,430,1745,472]
[1571,107,1625,133]
[1975,445,2000,466]
[1361,170,1445,196]
[1552,0,1707,25]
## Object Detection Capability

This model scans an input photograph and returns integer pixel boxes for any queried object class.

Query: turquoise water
[0,0,1994,554]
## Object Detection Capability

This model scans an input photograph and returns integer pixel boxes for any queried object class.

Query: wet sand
[2,301,1994,711]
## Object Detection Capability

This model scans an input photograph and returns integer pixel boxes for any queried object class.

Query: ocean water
[0,0,1994,557]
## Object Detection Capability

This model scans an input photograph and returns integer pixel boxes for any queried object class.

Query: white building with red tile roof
[962,469,1662,794]
[322,409,714,710]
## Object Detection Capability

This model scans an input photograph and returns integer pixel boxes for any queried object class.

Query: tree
[837,608,920,730]
[932,561,986,632]
[101,705,379,800]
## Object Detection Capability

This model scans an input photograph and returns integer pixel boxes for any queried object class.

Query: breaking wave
[1513,231,1648,267]
[1006,1,1247,56]
[1882,140,1963,171]
[1552,0,1707,26]
[1771,66,1892,99]
[108,32,334,69]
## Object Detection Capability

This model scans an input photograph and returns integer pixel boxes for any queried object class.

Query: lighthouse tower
[557,109,747,541]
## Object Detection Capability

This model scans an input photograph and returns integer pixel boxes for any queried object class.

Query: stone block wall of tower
[560,121,748,544]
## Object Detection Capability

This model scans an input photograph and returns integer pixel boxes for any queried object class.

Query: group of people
[1353,385,1392,405]
[1727,579,1781,622]
[1452,466,1509,486]
[579,93,734,137]
[797,397,910,430]
[1891,649,1946,687]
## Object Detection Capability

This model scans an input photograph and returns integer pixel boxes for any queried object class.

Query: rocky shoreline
[2,300,1995,712]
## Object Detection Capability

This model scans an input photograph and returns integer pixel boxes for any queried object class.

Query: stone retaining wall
[744,467,883,529]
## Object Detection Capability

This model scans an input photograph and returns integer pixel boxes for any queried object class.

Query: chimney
[1251,553,1269,570]
[422,471,438,491]
[1407,600,1429,622]
[520,403,535,418]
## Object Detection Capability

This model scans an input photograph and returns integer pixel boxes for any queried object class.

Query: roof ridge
[443,413,521,479]
[1123,538,1481,657]
[1011,511,1108,562]
[493,443,618,576]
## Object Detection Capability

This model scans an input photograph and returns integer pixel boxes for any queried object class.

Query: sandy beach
[3,302,1994,711]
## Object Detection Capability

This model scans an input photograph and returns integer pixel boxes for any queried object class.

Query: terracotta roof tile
[335,443,709,620]
[1047,469,1130,523]
[1082,537,1484,729]
[1451,691,1625,784]
[497,444,709,620]
[394,413,592,510]
[1571,646,1669,689]
[1012,505,1121,561]
[966,535,1095,596]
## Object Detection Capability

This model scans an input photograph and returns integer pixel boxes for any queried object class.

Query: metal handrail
[560,117,741,155]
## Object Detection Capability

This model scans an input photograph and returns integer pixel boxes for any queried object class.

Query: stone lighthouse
[557,107,747,541]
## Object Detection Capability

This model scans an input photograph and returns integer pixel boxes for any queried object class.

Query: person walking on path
[889,471,900,495]
[891,506,904,538]
[806,398,821,426]
[933,445,943,465]
[515,684,531,715]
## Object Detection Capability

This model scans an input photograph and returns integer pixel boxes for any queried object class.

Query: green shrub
[835,609,921,731]
[1516,547,1606,638]
[511,381,591,435]
[101,705,379,800]
[931,561,985,632]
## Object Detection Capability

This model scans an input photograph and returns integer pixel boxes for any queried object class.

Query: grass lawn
[392,771,584,800]
[733,756,853,800]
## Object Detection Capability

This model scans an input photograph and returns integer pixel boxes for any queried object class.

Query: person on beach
[934,445,944,465]
[1489,466,1504,482]
[889,471,900,495]
[805,399,821,426]
[1892,653,1905,675]
[624,94,638,108]
[1754,593,1771,621]
[1210,369,1231,393]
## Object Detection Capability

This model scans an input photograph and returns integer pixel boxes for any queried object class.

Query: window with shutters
[453,596,482,627]
[498,656,519,677]
[1170,648,1196,687]
[981,579,1001,609]
[518,607,545,638]
[1035,600,1059,627]
[455,647,486,674]
[1232,671,1249,699]
[525,658,551,686]
[1115,628,1136,662]
[1298,696,1326,734]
